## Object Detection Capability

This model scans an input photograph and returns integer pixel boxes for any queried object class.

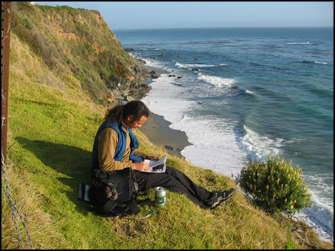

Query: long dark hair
[105,100,149,124]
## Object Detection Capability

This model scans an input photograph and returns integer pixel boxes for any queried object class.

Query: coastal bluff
[10,2,153,106]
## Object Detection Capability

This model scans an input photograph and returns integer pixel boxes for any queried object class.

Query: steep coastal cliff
[10,2,150,106]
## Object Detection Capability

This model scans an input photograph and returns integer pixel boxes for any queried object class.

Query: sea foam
[142,74,247,177]
[197,73,235,88]
[239,125,285,160]
[286,41,312,45]
[175,62,217,68]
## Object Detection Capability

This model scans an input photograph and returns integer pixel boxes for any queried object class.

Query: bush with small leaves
[236,156,314,215]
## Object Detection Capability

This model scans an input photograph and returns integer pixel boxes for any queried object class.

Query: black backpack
[88,168,140,216]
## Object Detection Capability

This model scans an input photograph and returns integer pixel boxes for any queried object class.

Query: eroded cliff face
[45,11,120,49]
[10,2,149,105]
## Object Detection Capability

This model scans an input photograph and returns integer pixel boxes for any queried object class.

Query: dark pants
[134,166,212,208]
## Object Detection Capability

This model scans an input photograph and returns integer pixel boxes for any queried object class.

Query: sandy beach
[131,64,192,158]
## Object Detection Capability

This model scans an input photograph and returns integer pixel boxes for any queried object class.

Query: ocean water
[114,27,333,243]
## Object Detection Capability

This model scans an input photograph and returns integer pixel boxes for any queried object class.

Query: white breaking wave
[136,57,173,72]
[175,62,229,68]
[286,41,312,45]
[142,74,196,123]
[315,61,328,65]
[175,62,217,68]
[179,117,248,176]
[197,73,235,88]
[245,90,255,95]
[295,197,334,243]
[141,73,247,176]
[239,125,285,160]
[302,172,334,242]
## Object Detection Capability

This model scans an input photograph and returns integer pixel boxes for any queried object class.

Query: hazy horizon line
[113,26,333,31]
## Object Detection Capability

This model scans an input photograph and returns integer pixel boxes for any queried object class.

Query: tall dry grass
[2,160,67,249]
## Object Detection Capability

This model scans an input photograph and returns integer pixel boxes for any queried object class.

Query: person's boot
[206,188,236,210]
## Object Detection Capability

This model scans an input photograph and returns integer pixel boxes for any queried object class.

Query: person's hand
[133,161,150,171]
[146,155,160,161]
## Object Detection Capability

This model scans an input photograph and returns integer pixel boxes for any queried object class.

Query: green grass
[2,4,333,250]
[4,69,332,250]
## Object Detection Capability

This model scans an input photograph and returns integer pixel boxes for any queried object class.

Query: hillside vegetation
[9,2,148,105]
[2,2,332,249]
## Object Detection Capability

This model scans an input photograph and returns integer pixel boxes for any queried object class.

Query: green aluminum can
[155,187,166,207]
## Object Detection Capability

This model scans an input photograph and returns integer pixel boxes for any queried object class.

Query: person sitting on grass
[91,100,235,209]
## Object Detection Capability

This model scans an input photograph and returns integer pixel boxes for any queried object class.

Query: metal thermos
[155,187,166,207]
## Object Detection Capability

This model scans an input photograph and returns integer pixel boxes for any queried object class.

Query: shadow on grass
[16,137,93,215]
[16,137,164,216]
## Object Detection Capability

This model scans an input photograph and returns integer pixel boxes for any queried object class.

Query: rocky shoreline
[111,56,191,157]
[111,58,162,104]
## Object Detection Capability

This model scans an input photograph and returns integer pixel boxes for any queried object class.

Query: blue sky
[35,1,333,30]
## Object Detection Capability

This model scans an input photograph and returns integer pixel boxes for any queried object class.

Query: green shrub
[236,156,314,215]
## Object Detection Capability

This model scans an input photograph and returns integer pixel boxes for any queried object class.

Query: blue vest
[91,120,143,177]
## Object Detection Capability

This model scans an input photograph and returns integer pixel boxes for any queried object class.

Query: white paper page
[141,156,167,173]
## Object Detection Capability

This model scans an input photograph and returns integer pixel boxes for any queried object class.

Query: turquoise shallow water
[114,27,333,242]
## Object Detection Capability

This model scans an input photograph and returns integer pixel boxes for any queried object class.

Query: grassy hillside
[2,2,332,250]
[9,2,146,105]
